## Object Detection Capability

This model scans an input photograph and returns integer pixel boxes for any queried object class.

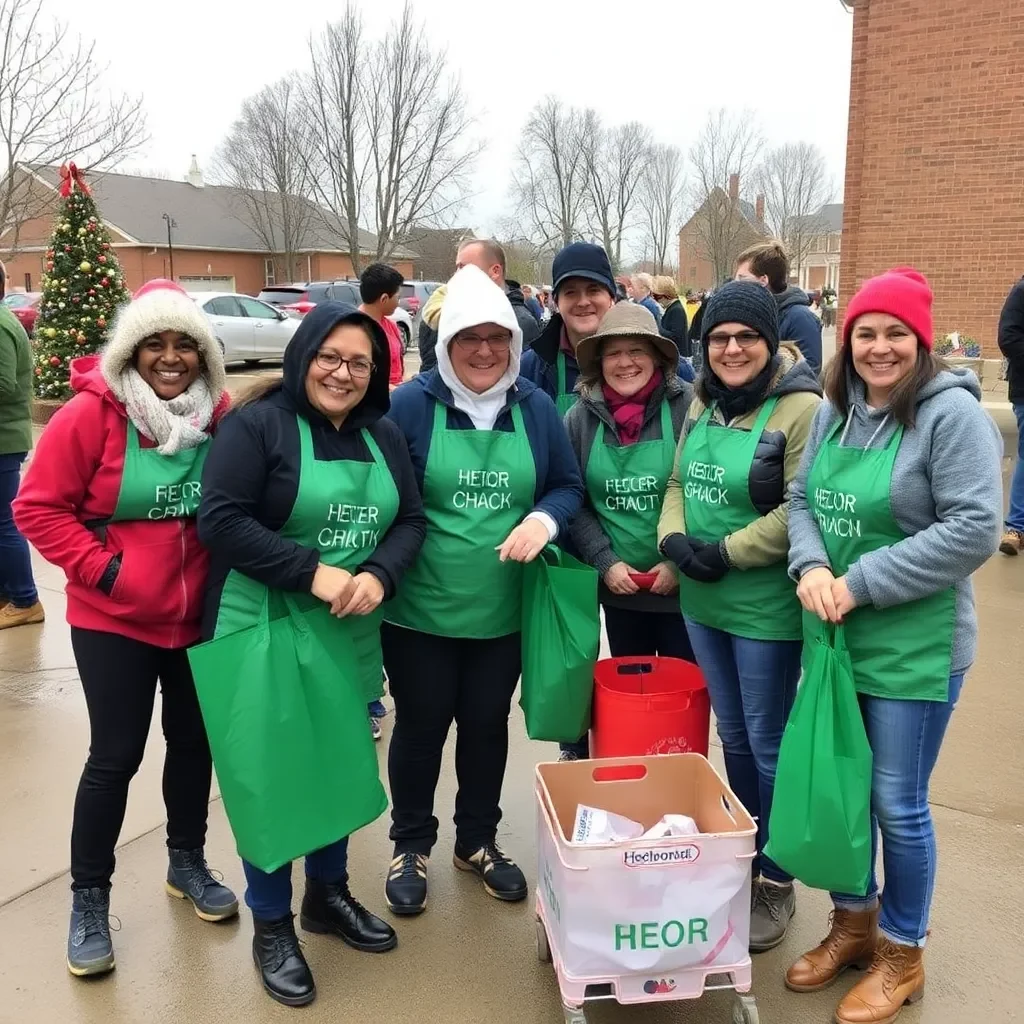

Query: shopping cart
[535,754,760,1024]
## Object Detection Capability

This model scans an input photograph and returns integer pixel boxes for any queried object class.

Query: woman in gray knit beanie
[657,278,822,952]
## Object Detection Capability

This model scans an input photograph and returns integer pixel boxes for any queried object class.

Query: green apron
[678,398,801,641]
[585,400,675,572]
[805,418,955,701]
[214,416,400,701]
[556,352,578,415]
[385,400,536,639]
[110,424,208,522]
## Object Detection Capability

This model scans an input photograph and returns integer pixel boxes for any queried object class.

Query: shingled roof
[26,165,416,259]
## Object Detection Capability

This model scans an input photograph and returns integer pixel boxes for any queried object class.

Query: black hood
[505,280,527,308]
[775,285,812,314]
[281,301,391,432]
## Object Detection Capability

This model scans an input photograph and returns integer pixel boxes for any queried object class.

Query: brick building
[840,0,1024,354]
[0,163,416,298]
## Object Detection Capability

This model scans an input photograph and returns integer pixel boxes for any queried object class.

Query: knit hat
[701,279,780,354]
[101,279,226,400]
[843,267,934,350]
[576,302,678,377]
[551,242,616,299]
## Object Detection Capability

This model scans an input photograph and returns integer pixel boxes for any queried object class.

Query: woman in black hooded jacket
[197,302,425,1007]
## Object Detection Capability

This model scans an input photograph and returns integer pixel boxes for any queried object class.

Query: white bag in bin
[536,756,756,980]
[572,805,644,844]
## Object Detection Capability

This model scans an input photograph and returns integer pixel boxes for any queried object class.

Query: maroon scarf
[602,369,664,445]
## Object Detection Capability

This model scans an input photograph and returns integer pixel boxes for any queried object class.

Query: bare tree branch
[636,143,686,275]
[0,0,147,252]
[212,75,314,284]
[511,96,589,250]
[687,109,763,284]
[754,141,834,273]
[581,114,651,273]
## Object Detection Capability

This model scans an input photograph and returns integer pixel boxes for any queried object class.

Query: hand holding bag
[519,546,600,743]
[764,623,873,895]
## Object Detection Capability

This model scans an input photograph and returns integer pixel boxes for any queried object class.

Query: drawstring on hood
[281,301,391,432]
[436,265,523,430]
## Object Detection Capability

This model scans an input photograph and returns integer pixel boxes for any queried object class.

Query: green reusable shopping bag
[189,593,387,873]
[519,546,600,743]
[764,623,873,895]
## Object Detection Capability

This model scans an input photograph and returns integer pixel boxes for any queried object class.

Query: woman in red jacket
[13,279,237,978]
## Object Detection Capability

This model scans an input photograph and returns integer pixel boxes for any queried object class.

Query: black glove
[660,533,711,571]
[96,554,121,596]
[681,542,731,584]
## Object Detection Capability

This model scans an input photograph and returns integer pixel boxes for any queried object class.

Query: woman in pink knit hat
[784,269,1002,1023]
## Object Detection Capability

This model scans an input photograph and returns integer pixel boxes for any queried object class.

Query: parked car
[2,292,42,335]
[189,292,300,365]
[258,281,414,352]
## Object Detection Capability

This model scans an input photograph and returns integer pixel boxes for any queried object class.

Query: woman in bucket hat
[657,279,822,953]
[558,302,696,761]
[785,269,1001,1023]
[13,280,237,977]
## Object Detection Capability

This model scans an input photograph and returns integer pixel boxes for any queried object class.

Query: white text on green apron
[452,469,514,510]
[148,482,202,519]
[318,502,381,549]
[604,474,660,512]
[684,460,728,505]
[813,487,862,539]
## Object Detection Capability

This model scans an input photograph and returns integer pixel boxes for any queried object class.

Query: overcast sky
[45,0,854,233]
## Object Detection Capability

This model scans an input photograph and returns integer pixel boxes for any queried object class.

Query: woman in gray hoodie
[785,268,1002,1024]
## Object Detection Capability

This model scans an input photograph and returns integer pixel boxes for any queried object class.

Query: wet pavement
[1,357,1022,1024]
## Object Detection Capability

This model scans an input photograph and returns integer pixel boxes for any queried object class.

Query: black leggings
[382,624,521,856]
[69,627,212,889]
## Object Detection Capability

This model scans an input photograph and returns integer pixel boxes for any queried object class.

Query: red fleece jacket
[13,356,229,649]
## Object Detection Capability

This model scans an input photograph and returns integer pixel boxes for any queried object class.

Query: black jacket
[776,286,823,373]
[417,280,540,372]
[198,302,426,639]
[659,299,690,357]
[999,278,1024,404]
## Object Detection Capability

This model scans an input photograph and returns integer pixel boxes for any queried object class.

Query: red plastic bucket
[591,657,711,759]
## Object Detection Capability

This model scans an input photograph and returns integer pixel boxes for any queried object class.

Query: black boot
[252,915,315,1007]
[300,878,397,952]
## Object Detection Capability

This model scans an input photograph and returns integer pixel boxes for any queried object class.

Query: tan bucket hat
[575,302,679,377]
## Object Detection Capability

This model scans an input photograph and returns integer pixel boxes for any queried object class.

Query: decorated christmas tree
[33,163,131,400]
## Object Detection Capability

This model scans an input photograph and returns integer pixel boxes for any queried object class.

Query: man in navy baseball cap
[521,242,616,412]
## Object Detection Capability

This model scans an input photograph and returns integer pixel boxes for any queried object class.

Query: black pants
[382,624,521,856]
[562,606,696,757]
[69,627,212,889]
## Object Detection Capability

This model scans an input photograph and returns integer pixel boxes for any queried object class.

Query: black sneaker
[67,887,115,977]
[166,848,239,921]
[453,841,528,902]
[385,853,428,916]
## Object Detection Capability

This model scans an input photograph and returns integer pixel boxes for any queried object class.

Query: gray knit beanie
[701,280,780,355]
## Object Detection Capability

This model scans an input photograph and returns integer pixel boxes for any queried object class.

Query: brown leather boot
[785,907,878,992]
[834,938,924,1024]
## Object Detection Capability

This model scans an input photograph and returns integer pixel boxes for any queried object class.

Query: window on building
[829,233,841,253]
[689,266,697,280]
[24,272,32,291]
[264,258,276,286]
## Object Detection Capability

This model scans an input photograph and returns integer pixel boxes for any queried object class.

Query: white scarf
[120,368,215,455]
[436,265,523,430]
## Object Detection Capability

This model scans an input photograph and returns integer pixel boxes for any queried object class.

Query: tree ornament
[80,262,92,272]
[101,278,110,287]
[97,317,106,328]
[78,227,87,236]
[44,328,57,339]
[49,356,61,366]
[58,302,65,309]
[80,316,91,324]
[35,367,42,376]
[98,255,107,264]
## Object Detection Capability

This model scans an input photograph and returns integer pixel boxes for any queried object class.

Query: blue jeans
[684,619,801,883]
[1006,405,1024,531]
[242,837,349,920]
[0,452,38,606]
[832,672,964,947]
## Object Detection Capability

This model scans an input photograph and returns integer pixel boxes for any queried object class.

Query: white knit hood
[100,280,226,400]
[436,265,522,429]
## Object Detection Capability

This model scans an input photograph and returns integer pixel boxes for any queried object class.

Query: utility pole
[162,213,177,279]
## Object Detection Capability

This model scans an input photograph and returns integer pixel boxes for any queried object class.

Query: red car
[2,292,42,335]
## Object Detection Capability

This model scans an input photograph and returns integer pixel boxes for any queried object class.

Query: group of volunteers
[5,226,1002,1024]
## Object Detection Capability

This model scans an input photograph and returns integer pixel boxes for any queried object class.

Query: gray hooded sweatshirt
[788,368,1003,676]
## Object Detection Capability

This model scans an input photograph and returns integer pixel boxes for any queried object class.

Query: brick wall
[840,0,1024,354]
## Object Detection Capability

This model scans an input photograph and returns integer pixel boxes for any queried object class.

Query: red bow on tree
[59,162,91,198]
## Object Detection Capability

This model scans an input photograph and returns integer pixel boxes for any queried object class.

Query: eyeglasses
[315,351,374,377]
[601,346,651,363]
[706,331,763,349]
[453,334,512,352]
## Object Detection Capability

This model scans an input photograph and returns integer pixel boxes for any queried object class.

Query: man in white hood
[382,265,583,915]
